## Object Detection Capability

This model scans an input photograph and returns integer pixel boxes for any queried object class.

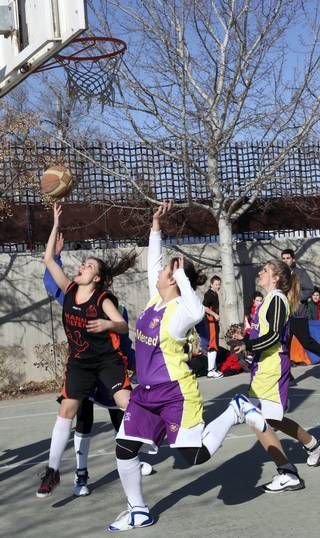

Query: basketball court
[1,367,320,538]
[1,3,320,537]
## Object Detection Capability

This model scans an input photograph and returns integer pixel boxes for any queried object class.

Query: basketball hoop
[36,36,127,107]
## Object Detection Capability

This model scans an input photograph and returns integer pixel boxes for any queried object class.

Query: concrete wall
[1,236,319,386]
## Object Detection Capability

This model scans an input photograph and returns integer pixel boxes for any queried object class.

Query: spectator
[281,249,313,314]
[244,291,264,335]
[306,287,320,320]
[203,275,223,379]
[281,248,320,357]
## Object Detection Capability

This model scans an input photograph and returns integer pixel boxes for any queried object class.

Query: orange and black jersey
[63,282,121,360]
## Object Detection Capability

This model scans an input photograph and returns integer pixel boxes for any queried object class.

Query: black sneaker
[73,468,90,496]
[36,466,60,498]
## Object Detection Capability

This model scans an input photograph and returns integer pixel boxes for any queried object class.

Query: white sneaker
[73,469,90,497]
[207,369,223,379]
[229,393,267,432]
[263,471,305,493]
[107,506,154,532]
[306,441,320,466]
[140,461,153,476]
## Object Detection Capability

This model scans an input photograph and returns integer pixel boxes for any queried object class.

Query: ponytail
[287,273,301,314]
[267,260,301,314]
[92,250,137,290]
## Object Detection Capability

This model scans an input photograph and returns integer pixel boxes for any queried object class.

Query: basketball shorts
[116,380,204,453]
[61,353,131,401]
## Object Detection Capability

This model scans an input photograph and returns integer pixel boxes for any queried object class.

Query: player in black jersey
[37,203,133,498]
[43,234,153,497]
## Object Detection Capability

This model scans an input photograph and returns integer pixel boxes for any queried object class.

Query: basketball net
[37,36,127,109]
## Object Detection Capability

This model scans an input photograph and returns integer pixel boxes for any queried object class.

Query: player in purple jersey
[234,260,320,493]
[107,202,267,533]
[37,203,133,499]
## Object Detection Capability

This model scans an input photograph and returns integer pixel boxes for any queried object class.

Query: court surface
[1,365,320,538]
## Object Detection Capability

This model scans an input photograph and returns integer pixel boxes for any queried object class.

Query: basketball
[41,165,73,200]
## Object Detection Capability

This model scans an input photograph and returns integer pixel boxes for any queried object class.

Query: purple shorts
[118,380,204,449]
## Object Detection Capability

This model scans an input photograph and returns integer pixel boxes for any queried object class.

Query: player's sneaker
[73,468,90,496]
[263,469,305,493]
[140,461,153,476]
[36,466,60,498]
[107,505,154,533]
[207,369,223,379]
[305,440,320,466]
[229,393,267,432]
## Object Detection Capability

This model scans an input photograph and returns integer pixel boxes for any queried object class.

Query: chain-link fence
[1,140,320,252]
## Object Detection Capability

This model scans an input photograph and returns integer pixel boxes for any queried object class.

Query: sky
[1,0,320,143]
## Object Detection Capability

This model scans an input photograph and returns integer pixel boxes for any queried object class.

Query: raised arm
[148,201,173,298]
[44,204,71,294]
[43,233,65,305]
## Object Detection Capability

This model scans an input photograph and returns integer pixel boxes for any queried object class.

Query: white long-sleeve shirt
[147,230,205,340]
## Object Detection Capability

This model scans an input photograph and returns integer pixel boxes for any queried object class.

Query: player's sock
[48,416,72,471]
[74,431,91,469]
[117,457,145,508]
[202,406,236,457]
[304,435,317,450]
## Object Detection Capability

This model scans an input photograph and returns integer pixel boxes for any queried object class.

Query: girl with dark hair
[37,203,133,498]
[43,235,152,498]
[234,260,320,493]
[107,202,267,532]
[244,290,264,335]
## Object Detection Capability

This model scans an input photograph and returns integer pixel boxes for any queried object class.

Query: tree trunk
[218,214,240,327]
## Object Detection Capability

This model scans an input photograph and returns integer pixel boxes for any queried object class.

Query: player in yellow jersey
[234,260,320,493]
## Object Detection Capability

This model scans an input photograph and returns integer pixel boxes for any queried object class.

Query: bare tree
[83,0,320,323]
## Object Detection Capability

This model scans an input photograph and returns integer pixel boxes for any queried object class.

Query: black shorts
[61,353,131,401]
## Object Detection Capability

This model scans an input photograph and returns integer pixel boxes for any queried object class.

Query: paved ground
[1,365,320,538]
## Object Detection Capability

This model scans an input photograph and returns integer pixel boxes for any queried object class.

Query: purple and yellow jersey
[135,295,203,429]
[249,290,290,407]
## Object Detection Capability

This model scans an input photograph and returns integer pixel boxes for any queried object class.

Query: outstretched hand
[55,232,64,256]
[152,200,173,231]
[53,203,62,228]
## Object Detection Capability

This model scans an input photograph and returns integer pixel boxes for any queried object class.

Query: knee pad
[75,399,94,435]
[178,446,211,466]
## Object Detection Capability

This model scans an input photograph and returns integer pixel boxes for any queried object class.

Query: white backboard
[0,0,88,98]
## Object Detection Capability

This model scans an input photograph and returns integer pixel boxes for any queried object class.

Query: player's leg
[73,398,94,496]
[254,425,305,492]
[37,361,94,498]
[107,438,154,532]
[207,317,223,378]
[37,397,81,498]
[107,387,166,532]
[269,417,320,467]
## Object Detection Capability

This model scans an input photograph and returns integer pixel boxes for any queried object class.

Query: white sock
[202,406,237,457]
[304,435,317,450]
[48,416,73,471]
[207,350,217,371]
[74,431,91,469]
[117,457,146,509]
